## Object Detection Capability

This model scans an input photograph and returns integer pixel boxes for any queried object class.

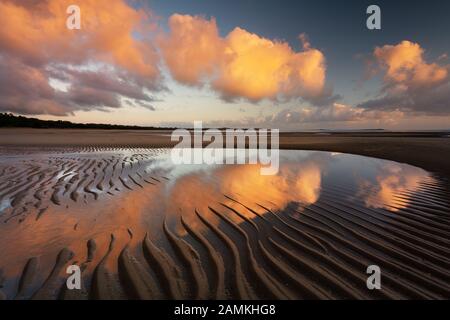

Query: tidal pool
[0,147,448,300]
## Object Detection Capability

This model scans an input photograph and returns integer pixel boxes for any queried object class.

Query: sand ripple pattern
[0,147,449,300]
[0,147,168,223]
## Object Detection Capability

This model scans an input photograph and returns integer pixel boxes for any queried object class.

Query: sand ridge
[0,147,449,300]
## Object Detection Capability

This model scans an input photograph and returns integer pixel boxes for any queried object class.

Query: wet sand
[1,128,450,179]
[0,130,449,300]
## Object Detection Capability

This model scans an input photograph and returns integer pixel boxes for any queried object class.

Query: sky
[0,0,449,130]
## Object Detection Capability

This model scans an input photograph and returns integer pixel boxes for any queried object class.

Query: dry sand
[1,128,450,178]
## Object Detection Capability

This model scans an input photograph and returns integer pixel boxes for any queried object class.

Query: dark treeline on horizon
[2,113,448,134]
[0,113,252,131]
[0,113,177,130]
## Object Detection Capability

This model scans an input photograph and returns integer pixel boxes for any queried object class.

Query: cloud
[359,41,450,115]
[0,56,65,115]
[3,3,446,126]
[0,0,161,115]
[269,103,404,126]
[158,14,225,86]
[160,14,329,103]
[374,41,447,87]
[161,103,404,129]
[0,57,157,115]
[0,4,330,115]
[0,0,159,78]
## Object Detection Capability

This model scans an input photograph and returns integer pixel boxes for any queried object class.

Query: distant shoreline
[1,128,450,180]
[2,113,449,133]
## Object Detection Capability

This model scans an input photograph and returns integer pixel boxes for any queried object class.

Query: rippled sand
[0,147,449,300]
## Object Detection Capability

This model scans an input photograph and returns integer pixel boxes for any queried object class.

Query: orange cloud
[359,41,450,114]
[0,3,332,116]
[159,14,225,85]
[374,40,448,88]
[160,14,327,102]
[0,0,160,115]
[0,0,159,78]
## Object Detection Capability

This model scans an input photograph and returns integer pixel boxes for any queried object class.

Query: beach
[1,128,450,178]
[0,129,449,300]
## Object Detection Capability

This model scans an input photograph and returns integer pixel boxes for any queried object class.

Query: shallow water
[0,147,449,299]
